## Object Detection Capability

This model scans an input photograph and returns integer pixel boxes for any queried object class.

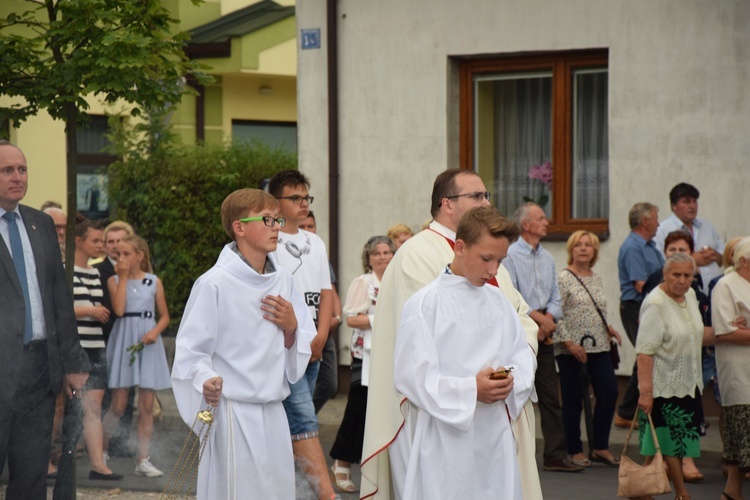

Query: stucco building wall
[297,0,750,368]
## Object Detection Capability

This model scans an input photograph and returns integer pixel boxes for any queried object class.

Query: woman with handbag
[642,230,712,483]
[555,230,622,467]
[636,253,714,500]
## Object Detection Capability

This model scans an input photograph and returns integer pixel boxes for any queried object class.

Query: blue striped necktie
[3,211,34,344]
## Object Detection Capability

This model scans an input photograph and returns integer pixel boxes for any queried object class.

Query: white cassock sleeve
[171,279,223,428]
[501,312,537,421]
[393,297,478,433]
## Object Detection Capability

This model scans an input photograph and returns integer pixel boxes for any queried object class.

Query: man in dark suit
[0,140,90,499]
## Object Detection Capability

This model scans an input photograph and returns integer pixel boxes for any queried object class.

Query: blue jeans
[282,360,321,437]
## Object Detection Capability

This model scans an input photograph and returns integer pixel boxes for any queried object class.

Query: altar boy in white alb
[171,189,315,500]
[393,206,535,499]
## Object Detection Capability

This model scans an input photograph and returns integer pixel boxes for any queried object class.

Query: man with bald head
[0,140,89,498]
[42,206,66,259]
[360,169,542,499]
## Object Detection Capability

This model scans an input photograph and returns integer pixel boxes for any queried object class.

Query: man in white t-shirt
[269,170,336,500]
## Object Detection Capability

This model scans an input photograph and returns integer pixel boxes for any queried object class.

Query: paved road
[3,387,727,499]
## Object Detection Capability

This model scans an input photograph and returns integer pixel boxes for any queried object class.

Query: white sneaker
[135,457,163,477]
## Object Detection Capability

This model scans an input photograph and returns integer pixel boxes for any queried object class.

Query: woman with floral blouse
[555,230,622,468]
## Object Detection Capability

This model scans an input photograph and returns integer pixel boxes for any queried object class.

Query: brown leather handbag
[617,413,672,498]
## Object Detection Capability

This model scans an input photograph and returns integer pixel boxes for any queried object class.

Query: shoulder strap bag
[617,413,672,497]
[563,269,619,369]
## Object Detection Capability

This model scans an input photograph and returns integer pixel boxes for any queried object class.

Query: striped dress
[73,266,106,349]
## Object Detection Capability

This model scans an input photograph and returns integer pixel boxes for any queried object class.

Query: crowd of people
[3,134,749,500]
[0,140,174,499]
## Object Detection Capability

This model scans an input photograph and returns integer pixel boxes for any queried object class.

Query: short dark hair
[669,183,700,205]
[306,210,315,221]
[74,219,102,239]
[664,230,695,253]
[430,169,479,218]
[268,169,310,198]
[456,206,519,246]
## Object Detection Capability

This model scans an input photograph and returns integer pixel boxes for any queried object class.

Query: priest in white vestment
[360,170,541,500]
[393,206,535,499]
[171,189,316,500]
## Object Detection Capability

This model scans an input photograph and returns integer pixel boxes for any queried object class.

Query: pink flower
[528,162,553,186]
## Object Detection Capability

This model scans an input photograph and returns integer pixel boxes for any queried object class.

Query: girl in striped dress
[73,220,122,480]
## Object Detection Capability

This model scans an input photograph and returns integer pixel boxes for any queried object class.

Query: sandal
[722,492,738,500]
[330,460,356,493]
[682,468,704,482]
[568,454,592,467]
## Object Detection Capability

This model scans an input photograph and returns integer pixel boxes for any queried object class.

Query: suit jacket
[0,205,90,403]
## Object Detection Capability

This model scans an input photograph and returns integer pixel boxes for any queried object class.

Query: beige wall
[222,74,297,135]
[3,0,298,209]
[297,0,750,370]
[0,97,128,213]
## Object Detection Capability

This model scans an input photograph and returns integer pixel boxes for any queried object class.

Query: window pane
[232,121,297,153]
[77,115,111,154]
[475,73,553,218]
[76,164,109,220]
[572,70,609,219]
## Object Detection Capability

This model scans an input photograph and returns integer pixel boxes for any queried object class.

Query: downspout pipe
[326,0,339,279]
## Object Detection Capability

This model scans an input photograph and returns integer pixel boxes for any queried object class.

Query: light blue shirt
[654,212,724,294]
[0,206,48,340]
[503,237,562,320]
[618,231,664,303]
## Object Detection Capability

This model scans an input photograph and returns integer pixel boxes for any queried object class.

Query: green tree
[107,116,297,331]
[0,0,211,281]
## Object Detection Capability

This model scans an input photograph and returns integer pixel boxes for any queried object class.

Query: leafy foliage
[0,0,212,280]
[107,117,297,332]
[0,0,210,126]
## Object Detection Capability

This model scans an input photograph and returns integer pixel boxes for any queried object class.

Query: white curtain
[572,70,609,219]
[487,71,608,220]
[491,75,552,218]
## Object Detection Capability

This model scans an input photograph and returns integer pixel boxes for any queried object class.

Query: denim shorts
[282,360,321,437]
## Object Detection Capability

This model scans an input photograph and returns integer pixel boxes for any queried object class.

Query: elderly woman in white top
[637,253,714,500]
[712,236,750,500]
[329,235,395,492]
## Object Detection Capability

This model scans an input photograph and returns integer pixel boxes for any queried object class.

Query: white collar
[429,220,456,241]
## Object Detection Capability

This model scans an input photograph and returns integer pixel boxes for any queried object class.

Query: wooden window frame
[459,49,609,239]
[76,114,116,220]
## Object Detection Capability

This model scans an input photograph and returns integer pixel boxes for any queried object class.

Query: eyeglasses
[238,216,287,228]
[277,195,314,205]
[445,191,492,202]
